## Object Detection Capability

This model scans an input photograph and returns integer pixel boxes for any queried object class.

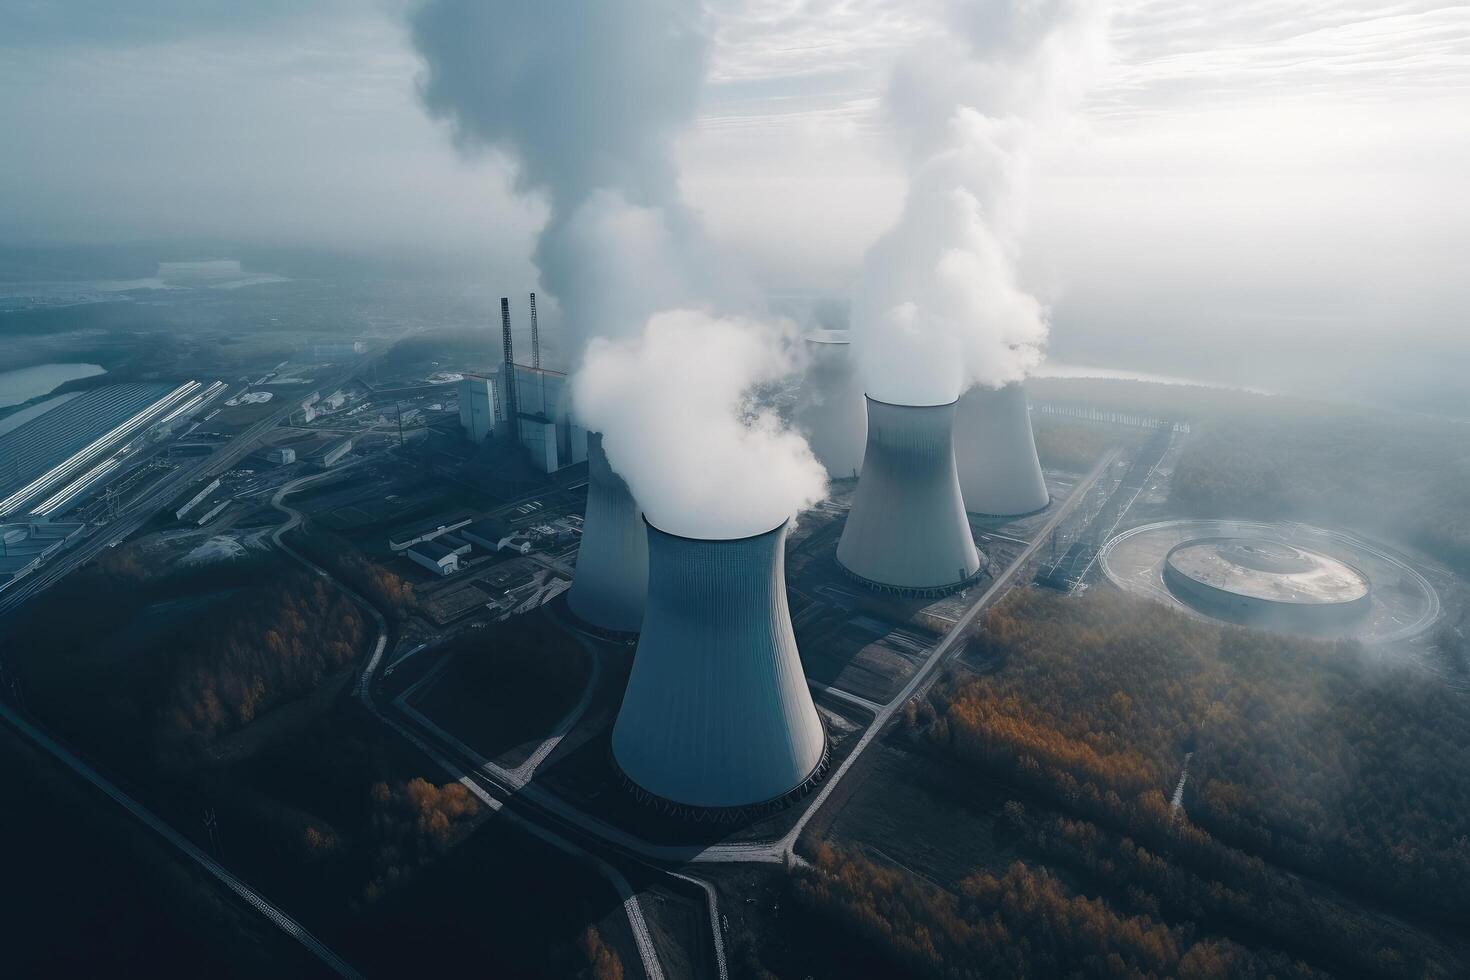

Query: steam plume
[412,0,825,535]
[573,310,827,538]
[853,0,1107,406]
[411,0,729,349]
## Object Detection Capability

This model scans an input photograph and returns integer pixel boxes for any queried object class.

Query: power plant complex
[837,396,983,595]
[954,382,1049,517]
[610,519,828,819]
[566,432,647,633]
[456,295,587,473]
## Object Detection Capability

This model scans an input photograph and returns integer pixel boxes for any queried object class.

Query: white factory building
[457,364,586,474]
[458,373,499,445]
[406,540,461,576]
[511,364,588,474]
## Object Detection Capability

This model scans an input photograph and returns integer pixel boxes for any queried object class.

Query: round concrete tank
[1162,536,1372,633]
[611,519,828,818]
[837,396,982,595]
[567,432,647,633]
[794,329,866,480]
[954,382,1049,517]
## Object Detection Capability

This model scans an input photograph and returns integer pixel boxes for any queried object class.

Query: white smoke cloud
[853,0,1108,406]
[413,0,825,536]
[573,310,827,539]
[412,0,716,351]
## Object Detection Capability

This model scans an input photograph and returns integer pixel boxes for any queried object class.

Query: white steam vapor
[412,0,725,349]
[413,0,825,535]
[854,0,1108,406]
[573,311,827,539]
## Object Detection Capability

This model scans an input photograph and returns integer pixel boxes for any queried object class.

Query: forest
[292,526,420,623]
[905,590,1470,933]
[792,844,1327,980]
[1031,414,1140,473]
[1026,375,1470,574]
[6,545,367,765]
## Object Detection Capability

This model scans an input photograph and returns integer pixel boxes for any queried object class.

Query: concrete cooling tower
[954,382,1049,517]
[837,396,982,595]
[611,519,828,819]
[794,329,866,480]
[567,433,647,633]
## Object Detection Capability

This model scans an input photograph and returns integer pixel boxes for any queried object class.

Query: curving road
[271,472,667,980]
[0,699,362,979]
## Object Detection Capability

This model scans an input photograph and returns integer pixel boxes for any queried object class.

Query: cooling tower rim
[863,392,960,410]
[641,513,789,544]
[805,328,851,345]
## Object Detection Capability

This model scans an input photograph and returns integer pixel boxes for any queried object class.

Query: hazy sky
[2,1,1467,410]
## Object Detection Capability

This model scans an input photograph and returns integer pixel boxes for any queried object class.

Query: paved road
[0,701,362,979]
[405,448,1122,868]
[269,475,668,980]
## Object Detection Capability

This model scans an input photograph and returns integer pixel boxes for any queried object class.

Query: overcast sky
[2,1,1467,411]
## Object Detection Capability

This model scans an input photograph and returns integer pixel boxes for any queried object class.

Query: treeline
[909,589,1470,931]
[9,545,369,769]
[1025,376,1470,573]
[1169,411,1470,573]
[793,844,1323,980]
[292,527,420,622]
[363,778,481,903]
[161,577,364,747]
[1000,803,1451,978]
[1032,415,1139,473]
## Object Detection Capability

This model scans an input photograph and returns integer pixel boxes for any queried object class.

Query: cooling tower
[612,519,828,818]
[567,433,647,633]
[794,329,866,480]
[837,396,982,595]
[954,382,1049,517]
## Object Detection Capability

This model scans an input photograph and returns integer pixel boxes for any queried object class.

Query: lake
[0,362,107,407]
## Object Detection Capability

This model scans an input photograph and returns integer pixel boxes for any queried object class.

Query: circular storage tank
[1162,536,1371,633]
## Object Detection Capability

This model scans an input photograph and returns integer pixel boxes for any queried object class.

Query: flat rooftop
[1167,538,1370,605]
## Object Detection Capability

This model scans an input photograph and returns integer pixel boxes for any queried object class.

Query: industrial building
[794,329,866,480]
[1163,537,1372,633]
[566,433,646,633]
[304,437,352,468]
[458,296,587,473]
[407,540,461,576]
[0,382,187,518]
[508,363,587,474]
[389,513,473,552]
[461,517,531,555]
[175,477,222,520]
[457,373,499,445]
[1099,519,1440,644]
[611,519,828,819]
[265,446,296,465]
[954,382,1049,517]
[837,396,982,595]
[0,521,85,593]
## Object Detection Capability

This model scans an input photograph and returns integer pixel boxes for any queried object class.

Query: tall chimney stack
[529,292,541,369]
[500,296,518,425]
